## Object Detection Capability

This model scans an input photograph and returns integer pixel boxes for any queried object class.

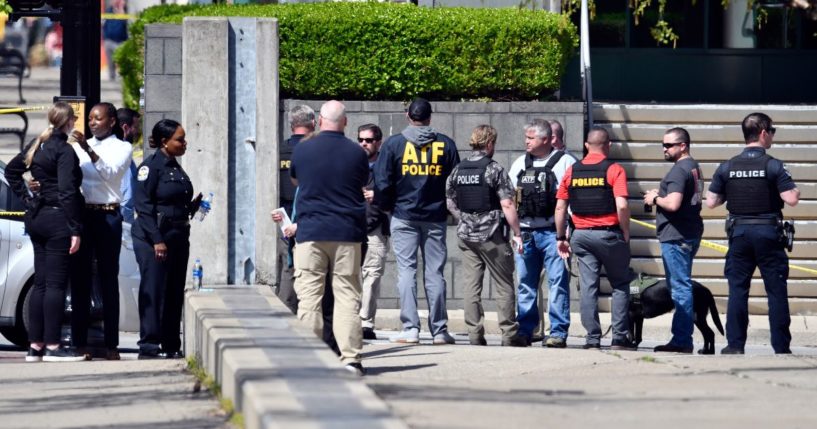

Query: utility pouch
[725,216,736,239]
[782,220,795,252]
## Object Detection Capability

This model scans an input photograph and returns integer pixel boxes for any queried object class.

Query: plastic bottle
[192,258,203,290]
[196,193,213,221]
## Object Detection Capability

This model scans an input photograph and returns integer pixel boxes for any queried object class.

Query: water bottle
[192,258,203,290]
[196,192,213,221]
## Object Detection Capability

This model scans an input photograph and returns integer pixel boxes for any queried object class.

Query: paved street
[362,331,817,429]
[0,332,231,429]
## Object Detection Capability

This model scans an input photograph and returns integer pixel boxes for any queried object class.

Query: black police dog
[629,280,724,355]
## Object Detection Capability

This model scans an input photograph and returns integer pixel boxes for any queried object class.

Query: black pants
[26,207,72,344]
[133,225,189,354]
[70,208,122,348]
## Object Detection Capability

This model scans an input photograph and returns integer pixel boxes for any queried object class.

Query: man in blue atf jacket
[374,98,460,345]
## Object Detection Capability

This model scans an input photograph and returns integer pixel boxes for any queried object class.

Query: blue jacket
[374,126,460,223]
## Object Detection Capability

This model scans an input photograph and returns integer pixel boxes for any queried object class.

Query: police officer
[508,119,576,347]
[275,105,316,313]
[132,119,202,359]
[446,125,526,347]
[555,127,635,350]
[706,112,800,355]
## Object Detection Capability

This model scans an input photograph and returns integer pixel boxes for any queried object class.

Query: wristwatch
[557,236,567,241]
[652,195,659,206]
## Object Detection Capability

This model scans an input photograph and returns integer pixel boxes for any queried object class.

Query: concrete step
[185,285,407,429]
[612,142,817,163]
[629,219,817,240]
[599,123,817,143]
[594,103,817,124]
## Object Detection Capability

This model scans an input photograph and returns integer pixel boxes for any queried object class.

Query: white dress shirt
[73,134,133,205]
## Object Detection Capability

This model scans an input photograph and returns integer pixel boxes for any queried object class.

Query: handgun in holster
[780,219,795,252]
[725,216,736,239]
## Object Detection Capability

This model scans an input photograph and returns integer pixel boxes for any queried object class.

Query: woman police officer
[132,119,202,359]
[5,102,86,362]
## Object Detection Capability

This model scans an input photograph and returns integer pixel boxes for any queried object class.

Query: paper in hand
[272,207,292,234]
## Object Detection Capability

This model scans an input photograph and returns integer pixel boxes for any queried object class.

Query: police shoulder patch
[137,166,150,181]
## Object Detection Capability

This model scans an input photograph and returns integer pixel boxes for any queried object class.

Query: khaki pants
[360,229,389,329]
[294,241,362,364]
[458,233,519,341]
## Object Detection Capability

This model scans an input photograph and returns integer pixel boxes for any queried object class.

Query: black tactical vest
[279,137,297,203]
[724,154,783,216]
[568,160,616,216]
[515,151,565,218]
[454,157,499,213]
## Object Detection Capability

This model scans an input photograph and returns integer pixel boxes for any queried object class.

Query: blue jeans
[660,239,701,349]
[390,217,449,336]
[515,228,570,339]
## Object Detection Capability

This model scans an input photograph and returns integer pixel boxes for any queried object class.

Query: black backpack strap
[544,150,565,171]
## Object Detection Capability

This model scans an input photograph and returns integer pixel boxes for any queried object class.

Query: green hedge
[116,2,578,110]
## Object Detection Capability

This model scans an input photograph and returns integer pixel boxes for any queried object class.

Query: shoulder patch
[137,166,150,181]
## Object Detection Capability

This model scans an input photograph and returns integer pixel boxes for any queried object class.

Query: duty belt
[86,203,120,211]
[731,217,778,226]
[579,225,621,231]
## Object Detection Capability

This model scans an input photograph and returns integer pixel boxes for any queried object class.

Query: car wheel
[0,278,33,347]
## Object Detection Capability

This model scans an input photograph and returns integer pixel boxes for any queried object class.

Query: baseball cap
[407,98,432,121]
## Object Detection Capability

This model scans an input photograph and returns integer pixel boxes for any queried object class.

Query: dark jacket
[374,126,460,223]
[5,132,84,235]
[132,150,195,245]
[365,161,390,235]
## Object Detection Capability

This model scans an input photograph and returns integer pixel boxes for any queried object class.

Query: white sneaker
[432,331,456,345]
[344,362,366,376]
[43,347,86,362]
[389,328,420,344]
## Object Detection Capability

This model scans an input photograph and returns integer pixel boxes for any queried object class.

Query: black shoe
[654,343,693,354]
[501,335,529,347]
[362,328,378,340]
[582,343,601,350]
[106,348,121,361]
[138,350,162,360]
[530,334,545,343]
[26,347,44,362]
[75,347,93,361]
[610,339,638,351]
[720,346,745,355]
[164,350,184,359]
[344,362,366,376]
[776,349,792,355]
[43,347,86,362]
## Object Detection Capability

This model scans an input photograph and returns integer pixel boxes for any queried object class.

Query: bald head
[585,127,610,155]
[319,100,347,132]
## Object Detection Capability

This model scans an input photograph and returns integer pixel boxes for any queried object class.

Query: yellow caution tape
[0,211,25,217]
[101,13,135,20]
[630,217,817,276]
[0,105,50,114]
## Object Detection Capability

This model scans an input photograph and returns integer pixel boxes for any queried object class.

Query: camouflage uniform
[445,151,520,345]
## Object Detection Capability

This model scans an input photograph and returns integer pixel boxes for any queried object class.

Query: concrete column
[254,19,280,286]
[182,18,230,284]
[723,0,756,49]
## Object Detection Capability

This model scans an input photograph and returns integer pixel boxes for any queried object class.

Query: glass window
[630,0,706,48]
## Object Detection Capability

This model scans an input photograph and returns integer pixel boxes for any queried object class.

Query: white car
[0,161,141,346]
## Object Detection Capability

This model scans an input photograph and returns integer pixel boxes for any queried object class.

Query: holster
[782,220,795,252]
[725,216,736,239]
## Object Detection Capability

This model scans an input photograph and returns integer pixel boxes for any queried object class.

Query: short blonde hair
[469,124,497,150]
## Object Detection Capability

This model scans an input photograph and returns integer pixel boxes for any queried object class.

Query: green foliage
[116,2,578,110]
[0,1,12,14]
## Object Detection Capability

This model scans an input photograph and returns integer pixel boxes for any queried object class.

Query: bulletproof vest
[724,154,783,216]
[279,137,296,203]
[453,157,499,213]
[568,159,616,216]
[515,151,565,218]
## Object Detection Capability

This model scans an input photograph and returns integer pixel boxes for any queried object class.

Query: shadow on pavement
[365,363,438,376]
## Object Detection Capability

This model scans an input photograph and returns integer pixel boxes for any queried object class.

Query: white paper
[272,207,292,234]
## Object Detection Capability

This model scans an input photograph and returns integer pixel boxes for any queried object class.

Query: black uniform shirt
[5,131,84,236]
[133,149,194,244]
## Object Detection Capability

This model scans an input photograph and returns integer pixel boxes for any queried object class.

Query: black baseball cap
[407,98,432,121]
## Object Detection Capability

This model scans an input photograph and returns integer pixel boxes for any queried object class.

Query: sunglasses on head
[358,137,377,143]
[662,142,685,149]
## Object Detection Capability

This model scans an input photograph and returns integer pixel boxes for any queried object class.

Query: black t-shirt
[656,157,704,242]
[290,131,368,243]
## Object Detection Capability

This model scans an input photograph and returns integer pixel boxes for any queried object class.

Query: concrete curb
[184,285,408,429]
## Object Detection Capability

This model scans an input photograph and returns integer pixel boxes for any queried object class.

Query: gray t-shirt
[656,157,704,242]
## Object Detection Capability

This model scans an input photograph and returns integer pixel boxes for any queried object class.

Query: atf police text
[402,142,445,176]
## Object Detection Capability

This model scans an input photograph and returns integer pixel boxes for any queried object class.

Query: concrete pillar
[182,17,280,286]
[183,18,231,284]
[724,0,756,49]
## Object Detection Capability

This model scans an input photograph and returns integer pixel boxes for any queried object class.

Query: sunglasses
[662,142,686,149]
[358,137,377,143]
[767,126,776,135]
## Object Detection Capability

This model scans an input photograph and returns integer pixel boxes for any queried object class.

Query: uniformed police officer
[705,112,800,355]
[555,127,636,350]
[132,119,202,359]
[445,125,527,347]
